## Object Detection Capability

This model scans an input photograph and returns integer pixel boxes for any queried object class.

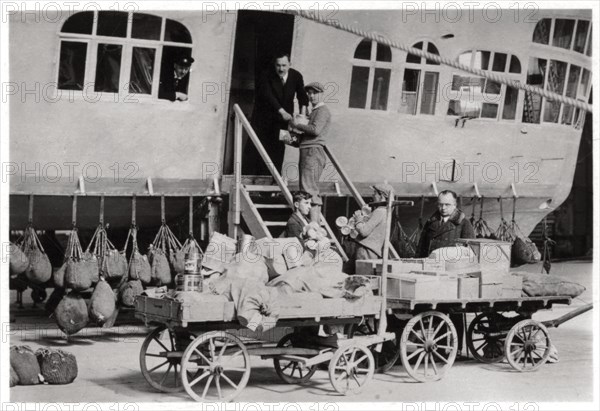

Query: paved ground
[7,261,597,405]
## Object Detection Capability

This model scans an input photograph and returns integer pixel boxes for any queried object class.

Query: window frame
[532,17,592,55]
[54,11,192,103]
[399,39,441,116]
[348,38,393,111]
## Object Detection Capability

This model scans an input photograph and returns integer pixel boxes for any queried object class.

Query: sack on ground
[513,271,586,298]
[512,237,541,266]
[9,243,29,275]
[150,249,172,286]
[36,348,78,384]
[89,279,116,325]
[129,251,151,284]
[10,345,41,385]
[104,250,127,280]
[119,280,144,307]
[54,293,89,336]
[10,364,20,387]
[25,248,52,284]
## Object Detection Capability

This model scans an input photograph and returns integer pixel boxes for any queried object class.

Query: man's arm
[294,107,330,137]
[461,218,476,239]
[295,71,309,110]
[257,72,283,112]
[355,208,386,237]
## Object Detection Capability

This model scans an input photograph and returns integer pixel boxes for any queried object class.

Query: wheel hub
[523,341,536,353]
[424,339,438,353]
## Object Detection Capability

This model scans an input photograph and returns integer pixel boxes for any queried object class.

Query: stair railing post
[229,113,243,239]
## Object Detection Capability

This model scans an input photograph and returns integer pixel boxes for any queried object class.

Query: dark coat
[158,69,190,101]
[281,212,305,241]
[418,209,475,258]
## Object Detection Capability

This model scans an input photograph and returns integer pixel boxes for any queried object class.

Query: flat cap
[371,183,394,199]
[304,82,324,93]
[174,56,195,67]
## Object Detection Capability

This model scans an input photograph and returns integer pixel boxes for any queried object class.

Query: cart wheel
[466,312,508,363]
[273,333,317,384]
[181,331,251,402]
[140,325,187,393]
[505,320,551,372]
[328,343,374,395]
[350,317,401,373]
[400,311,458,382]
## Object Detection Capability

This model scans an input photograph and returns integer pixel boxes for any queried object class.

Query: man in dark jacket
[282,191,311,241]
[158,55,194,101]
[418,190,475,258]
[418,190,475,357]
[244,53,309,175]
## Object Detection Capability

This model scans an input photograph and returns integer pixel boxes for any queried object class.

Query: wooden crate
[387,274,457,300]
[456,239,511,272]
[458,276,480,299]
[471,270,504,298]
[355,258,444,276]
[502,273,524,298]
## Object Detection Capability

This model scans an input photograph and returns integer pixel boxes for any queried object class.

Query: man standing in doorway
[244,52,308,175]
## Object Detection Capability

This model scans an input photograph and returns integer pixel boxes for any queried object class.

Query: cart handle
[542,302,593,329]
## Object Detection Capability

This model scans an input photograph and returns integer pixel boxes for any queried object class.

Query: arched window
[348,38,392,110]
[532,17,592,55]
[399,41,440,115]
[57,11,193,101]
[447,50,521,121]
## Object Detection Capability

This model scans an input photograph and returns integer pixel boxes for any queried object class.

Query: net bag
[148,196,183,286]
[9,242,29,275]
[89,278,116,325]
[54,292,89,336]
[36,348,78,385]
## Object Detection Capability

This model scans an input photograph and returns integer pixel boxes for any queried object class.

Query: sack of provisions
[170,249,186,274]
[89,278,116,325]
[54,293,89,336]
[150,248,172,286]
[104,250,128,281]
[54,263,67,289]
[512,236,541,266]
[9,242,29,275]
[129,251,151,285]
[514,272,586,298]
[65,259,94,292]
[25,247,53,285]
[10,364,20,387]
[119,280,144,307]
[10,345,42,385]
[36,348,78,384]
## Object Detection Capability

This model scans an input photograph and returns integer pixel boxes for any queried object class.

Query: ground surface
[8,261,596,404]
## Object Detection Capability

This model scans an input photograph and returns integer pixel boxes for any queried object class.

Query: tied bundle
[471,196,496,239]
[35,348,78,385]
[123,196,151,285]
[148,195,182,286]
[86,225,127,283]
[15,195,52,284]
[507,197,541,267]
[178,195,204,271]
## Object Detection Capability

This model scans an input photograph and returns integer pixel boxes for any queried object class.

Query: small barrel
[184,250,202,274]
[176,274,203,292]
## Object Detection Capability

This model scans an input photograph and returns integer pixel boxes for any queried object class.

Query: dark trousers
[243,122,285,176]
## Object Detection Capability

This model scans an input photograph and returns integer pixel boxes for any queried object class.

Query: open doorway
[223,10,295,174]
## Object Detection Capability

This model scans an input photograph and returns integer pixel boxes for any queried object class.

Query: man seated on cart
[281,190,312,241]
[418,190,475,357]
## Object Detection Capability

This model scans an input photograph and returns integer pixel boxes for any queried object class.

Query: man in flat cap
[244,52,308,175]
[158,55,194,101]
[353,184,394,260]
[289,82,330,223]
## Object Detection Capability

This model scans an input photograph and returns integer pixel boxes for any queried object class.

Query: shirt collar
[312,102,325,110]
[280,72,289,82]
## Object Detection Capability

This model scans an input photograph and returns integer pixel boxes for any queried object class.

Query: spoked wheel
[328,343,374,395]
[400,311,458,382]
[350,317,401,373]
[273,333,317,384]
[505,320,551,372]
[140,325,188,393]
[180,331,251,402]
[466,312,511,363]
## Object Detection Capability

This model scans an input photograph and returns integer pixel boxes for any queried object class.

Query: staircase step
[255,204,291,209]
[245,185,281,192]
[264,221,288,226]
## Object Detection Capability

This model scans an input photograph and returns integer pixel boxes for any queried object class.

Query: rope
[71,195,77,228]
[131,195,137,227]
[284,10,592,113]
[28,194,34,224]
[189,195,194,238]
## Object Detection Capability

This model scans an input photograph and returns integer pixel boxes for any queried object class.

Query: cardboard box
[355,258,444,276]
[502,273,524,298]
[456,239,511,273]
[458,276,480,299]
[387,274,457,300]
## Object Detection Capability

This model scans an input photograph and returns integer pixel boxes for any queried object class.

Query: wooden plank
[255,204,291,209]
[239,186,272,239]
[244,185,282,192]
[264,221,287,226]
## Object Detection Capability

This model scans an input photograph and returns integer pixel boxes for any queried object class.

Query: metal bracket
[473,183,481,198]
[431,181,439,196]
[77,175,86,195]
[334,181,342,197]
[511,182,519,198]
[213,176,221,196]
[146,177,154,196]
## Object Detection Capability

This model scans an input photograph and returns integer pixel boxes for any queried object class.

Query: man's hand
[176,92,188,101]
[279,108,292,122]
[353,210,365,223]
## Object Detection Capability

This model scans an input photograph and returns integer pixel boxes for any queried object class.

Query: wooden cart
[134,293,395,401]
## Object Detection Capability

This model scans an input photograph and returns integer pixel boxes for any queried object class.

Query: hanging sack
[89,278,116,325]
[150,248,172,286]
[54,293,89,336]
[17,227,52,284]
[65,229,94,292]
[9,242,29,275]
[10,345,42,385]
[10,364,20,387]
[148,196,183,286]
[36,348,78,385]
[512,236,541,265]
[104,249,128,280]
[123,215,152,285]
[119,280,144,307]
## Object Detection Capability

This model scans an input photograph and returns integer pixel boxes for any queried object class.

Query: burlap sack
[119,280,144,307]
[10,345,41,385]
[129,251,151,284]
[104,250,128,280]
[512,237,541,266]
[170,249,186,274]
[54,293,89,336]
[25,248,52,284]
[89,279,116,325]
[513,272,586,298]
[10,364,20,387]
[36,348,78,384]
[9,243,29,275]
[151,249,172,286]
[54,263,67,289]
[65,259,93,292]
[83,252,100,284]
